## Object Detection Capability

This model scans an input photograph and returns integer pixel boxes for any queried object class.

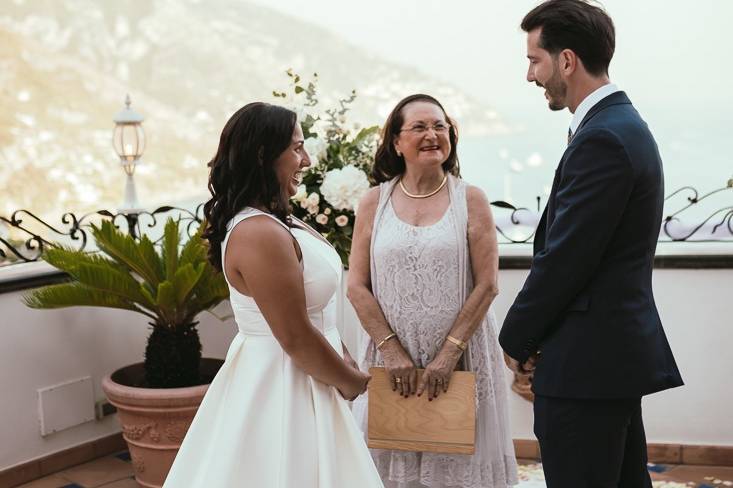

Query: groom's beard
[537,65,567,111]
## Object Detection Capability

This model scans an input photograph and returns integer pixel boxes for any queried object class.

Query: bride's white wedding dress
[163,208,383,488]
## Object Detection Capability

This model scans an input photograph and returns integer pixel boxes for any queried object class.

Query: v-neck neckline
[290,216,334,248]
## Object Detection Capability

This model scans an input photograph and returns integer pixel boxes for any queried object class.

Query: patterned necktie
[567,127,573,146]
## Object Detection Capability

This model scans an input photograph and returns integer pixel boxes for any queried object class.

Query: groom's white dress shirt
[569,83,620,136]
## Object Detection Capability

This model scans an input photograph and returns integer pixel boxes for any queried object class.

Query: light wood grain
[367,367,476,454]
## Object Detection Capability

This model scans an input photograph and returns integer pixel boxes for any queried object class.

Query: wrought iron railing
[661,183,733,241]
[0,205,204,266]
[490,181,733,244]
[1,183,731,267]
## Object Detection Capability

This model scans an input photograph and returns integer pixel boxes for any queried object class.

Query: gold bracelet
[376,332,397,350]
[446,335,468,351]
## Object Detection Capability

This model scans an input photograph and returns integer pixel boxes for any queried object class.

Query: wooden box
[367,367,476,454]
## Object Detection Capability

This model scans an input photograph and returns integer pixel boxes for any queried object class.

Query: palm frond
[155,280,177,323]
[26,217,229,330]
[179,225,207,267]
[161,218,180,280]
[74,263,155,309]
[92,221,163,286]
[23,282,156,320]
[137,234,165,284]
[43,246,128,276]
[171,262,205,305]
[185,264,229,320]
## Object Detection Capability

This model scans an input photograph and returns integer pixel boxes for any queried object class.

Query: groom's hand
[503,351,538,374]
[503,351,522,373]
[521,353,539,374]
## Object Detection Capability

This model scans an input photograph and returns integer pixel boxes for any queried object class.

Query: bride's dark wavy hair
[202,102,297,271]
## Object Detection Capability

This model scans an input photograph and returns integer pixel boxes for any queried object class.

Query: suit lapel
[533,205,548,256]
[544,91,633,230]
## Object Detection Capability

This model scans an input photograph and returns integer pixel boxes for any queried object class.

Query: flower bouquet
[274,70,380,266]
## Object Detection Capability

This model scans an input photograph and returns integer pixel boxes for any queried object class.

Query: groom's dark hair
[521,0,615,77]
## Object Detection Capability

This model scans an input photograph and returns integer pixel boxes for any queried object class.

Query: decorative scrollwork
[661,183,733,241]
[122,422,156,441]
[165,421,188,443]
[490,199,541,244]
[0,205,204,266]
[490,183,733,245]
[1,183,730,267]
[131,451,145,473]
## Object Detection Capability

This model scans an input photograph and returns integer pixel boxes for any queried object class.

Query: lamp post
[112,95,145,238]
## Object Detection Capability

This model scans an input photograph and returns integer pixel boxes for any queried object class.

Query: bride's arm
[416,185,500,399]
[228,217,369,400]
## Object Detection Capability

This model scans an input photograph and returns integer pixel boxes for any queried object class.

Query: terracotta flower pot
[101,358,223,488]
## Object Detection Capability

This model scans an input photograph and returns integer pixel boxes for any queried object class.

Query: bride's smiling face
[273,123,311,197]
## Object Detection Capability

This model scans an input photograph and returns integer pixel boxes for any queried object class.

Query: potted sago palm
[24,218,229,488]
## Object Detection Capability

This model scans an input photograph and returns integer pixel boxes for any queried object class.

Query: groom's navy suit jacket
[499,91,683,399]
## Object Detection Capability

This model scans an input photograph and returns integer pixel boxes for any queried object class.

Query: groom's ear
[559,49,578,75]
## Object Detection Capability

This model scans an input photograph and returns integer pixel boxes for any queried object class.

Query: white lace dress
[353,176,518,488]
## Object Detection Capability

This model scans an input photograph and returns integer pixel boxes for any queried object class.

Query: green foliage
[24,218,230,388]
[276,70,380,266]
[24,218,229,329]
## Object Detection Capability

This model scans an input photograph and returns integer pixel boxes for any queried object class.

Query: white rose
[324,208,332,215]
[292,184,307,203]
[316,214,328,225]
[307,203,319,215]
[304,137,328,163]
[312,119,329,140]
[335,215,349,227]
[306,192,320,206]
[293,106,309,123]
[319,165,370,212]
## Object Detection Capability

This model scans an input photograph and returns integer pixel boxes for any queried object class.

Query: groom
[499,1,683,486]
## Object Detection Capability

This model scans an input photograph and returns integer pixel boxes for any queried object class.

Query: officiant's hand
[417,345,462,400]
[381,341,417,397]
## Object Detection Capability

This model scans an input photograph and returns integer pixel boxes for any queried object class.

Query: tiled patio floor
[15,452,733,487]
[516,459,733,487]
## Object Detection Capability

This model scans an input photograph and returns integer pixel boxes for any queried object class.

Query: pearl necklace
[398,173,448,199]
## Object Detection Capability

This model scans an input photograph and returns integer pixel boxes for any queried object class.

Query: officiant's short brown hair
[521,0,615,77]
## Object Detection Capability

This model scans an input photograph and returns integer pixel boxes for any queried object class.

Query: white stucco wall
[1,246,731,470]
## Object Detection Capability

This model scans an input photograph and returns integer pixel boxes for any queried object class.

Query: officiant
[347,94,518,488]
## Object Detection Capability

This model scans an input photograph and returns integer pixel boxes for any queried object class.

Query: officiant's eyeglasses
[399,122,451,135]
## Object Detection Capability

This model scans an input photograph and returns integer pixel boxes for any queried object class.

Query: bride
[163,102,383,488]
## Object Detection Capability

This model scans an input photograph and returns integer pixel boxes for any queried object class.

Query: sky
[240,0,732,207]
[245,0,731,116]
[1,0,729,219]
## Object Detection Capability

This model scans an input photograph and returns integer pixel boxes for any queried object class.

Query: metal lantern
[113,95,145,212]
